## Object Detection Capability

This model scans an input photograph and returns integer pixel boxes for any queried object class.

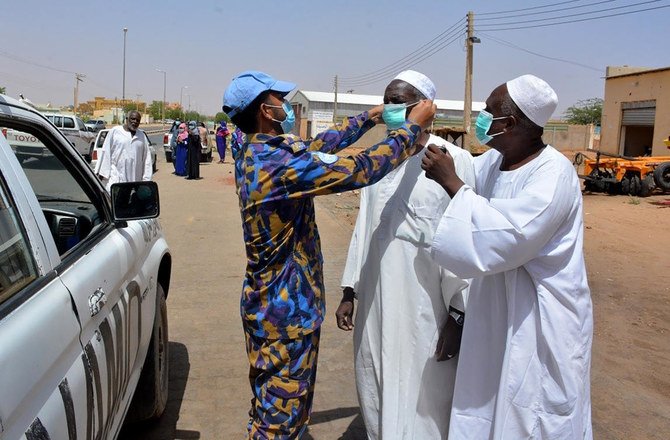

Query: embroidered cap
[506,74,558,128]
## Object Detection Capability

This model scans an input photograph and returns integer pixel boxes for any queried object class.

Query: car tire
[207,151,213,162]
[126,284,169,422]
[165,152,172,163]
[85,143,94,164]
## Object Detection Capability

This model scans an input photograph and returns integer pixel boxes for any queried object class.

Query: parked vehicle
[85,119,107,132]
[43,112,96,161]
[0,94,172,439]
[2,126,53,162]
[91,129,157,174]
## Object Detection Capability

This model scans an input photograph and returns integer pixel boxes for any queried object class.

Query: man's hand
[407,100,437,130]
[435,313,464,362]
[336,287,356,331]
[368,104,385,125]
[421,144,464,198]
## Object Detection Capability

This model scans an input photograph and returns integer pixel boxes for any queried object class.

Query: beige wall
[601,68,670,156]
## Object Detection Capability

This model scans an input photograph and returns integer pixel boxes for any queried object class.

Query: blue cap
[222,70,296,118]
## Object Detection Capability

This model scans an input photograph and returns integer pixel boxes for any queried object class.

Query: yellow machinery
[575,146,670,197]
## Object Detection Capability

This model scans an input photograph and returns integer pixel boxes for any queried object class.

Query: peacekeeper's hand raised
[407,99,437,131]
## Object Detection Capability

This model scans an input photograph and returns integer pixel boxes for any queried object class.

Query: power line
[339,17,466,82]
[339,29,466,87]
[477,0,664,27]
[478,32,602,72]
[477,0,620,20]
[477,0,585,16]
[478,3,670,31]
[0,50,78,75]
[339,32,465,87]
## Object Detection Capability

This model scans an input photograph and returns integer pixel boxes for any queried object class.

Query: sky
[1,0,669,117]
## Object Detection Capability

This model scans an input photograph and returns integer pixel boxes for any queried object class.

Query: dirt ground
[120,149,670,439]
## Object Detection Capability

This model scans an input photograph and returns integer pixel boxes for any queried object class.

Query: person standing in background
[216,121,230,163]
[186,120,201,180]
[173,122,188,176]
[95,110,152,191]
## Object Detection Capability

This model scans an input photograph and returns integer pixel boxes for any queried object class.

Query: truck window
[51,116,62,127]
[63,117,75,129]
[0,176,38,304]
[4,123,106,257]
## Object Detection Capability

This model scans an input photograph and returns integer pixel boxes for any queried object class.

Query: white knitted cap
[506,74,558,127]
[394,70,436,100]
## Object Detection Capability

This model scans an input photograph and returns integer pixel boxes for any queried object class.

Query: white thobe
[341,135,475,440]
[431,146,593,439]
[95,125,152,191]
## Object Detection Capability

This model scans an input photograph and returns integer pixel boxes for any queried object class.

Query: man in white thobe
[96,110,152,191]
[421,74,593,439]
[336,70,475,439]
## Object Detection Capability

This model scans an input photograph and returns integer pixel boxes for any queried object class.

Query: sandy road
[120,148,670,439]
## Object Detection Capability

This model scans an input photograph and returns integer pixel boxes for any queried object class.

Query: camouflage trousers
[244,329,321,439]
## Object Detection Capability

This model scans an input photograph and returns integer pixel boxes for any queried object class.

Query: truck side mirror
[111,181,160,225]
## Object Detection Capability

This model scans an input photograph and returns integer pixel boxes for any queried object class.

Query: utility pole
[122,28,128,100]
[74,73,85,116]
[463,11,480,136]
[333,75,338,124]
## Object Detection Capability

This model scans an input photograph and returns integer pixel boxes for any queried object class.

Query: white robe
[431,146,593,439]
[341,135,475,440]
[96,125,152,191]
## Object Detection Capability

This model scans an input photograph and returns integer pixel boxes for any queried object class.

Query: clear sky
[1,0,668,117]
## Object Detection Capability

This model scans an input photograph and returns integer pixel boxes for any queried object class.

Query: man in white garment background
[95,110,153,191]
[335,70,475,440]
[421,74,593,439]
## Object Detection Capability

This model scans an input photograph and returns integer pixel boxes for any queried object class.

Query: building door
[620,101,655,156]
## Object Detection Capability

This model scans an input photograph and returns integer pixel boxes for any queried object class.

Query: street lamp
[156,68,167,128]
[122,28,127,101]
[180,85,188,119]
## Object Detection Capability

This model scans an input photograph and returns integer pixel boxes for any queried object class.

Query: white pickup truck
[43,113,96,160]
[0,94,172,439]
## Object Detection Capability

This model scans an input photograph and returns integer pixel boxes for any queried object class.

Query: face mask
[382,101,419,130]
[475,110,508,145]
[266,101,295,134]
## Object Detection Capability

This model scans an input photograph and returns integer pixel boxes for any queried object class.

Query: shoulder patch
[313,151,339,164]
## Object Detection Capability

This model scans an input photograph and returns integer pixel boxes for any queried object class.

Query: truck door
[2,110,152,439]
[0,129,87,440]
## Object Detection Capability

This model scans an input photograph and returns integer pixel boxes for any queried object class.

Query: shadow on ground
[119,342,199,439]
[304,407,366,440]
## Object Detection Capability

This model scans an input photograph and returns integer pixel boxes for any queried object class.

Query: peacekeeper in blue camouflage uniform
[222,70,436,439]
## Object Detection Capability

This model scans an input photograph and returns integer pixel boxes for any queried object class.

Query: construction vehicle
[575,143,670,197]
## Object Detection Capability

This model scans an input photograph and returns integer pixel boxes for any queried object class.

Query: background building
[601,66,670,157]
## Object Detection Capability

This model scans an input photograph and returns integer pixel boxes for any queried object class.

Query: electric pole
[74,73,85,116]
[463,11,479,136]
[333,75,338,124]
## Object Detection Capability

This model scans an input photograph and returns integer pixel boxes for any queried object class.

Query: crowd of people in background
[167,118,244,178]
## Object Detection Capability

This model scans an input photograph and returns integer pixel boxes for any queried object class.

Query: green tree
[0,86,6,94]
[148,100,164,121]
[563,98,603,126]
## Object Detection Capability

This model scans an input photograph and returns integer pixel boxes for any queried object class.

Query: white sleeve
[453,150,476,191]
[96,129,113,179]
[431,165,574,279]
[440,266,469,312]
[142,133,153,181]
[340,189,368,292]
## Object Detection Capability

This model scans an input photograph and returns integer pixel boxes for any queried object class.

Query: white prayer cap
[506,74,558,128]
[393,70,436,100]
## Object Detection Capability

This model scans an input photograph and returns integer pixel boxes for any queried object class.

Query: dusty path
[120,152,670,439]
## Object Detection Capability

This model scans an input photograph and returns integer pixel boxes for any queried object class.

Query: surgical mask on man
[265,101,295,134]
[382,101,419,130]
[475,110,509,145]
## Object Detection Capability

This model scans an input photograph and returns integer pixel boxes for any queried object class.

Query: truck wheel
[639,174,655,197]
[207,151,213,162]
[85,143,94,163]
[165,152,172,163]
[653,162,670,191]
[620,176,630,195]
[126,284,169,422]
